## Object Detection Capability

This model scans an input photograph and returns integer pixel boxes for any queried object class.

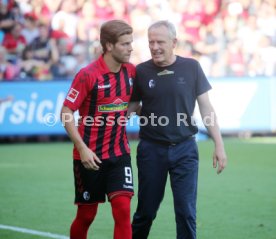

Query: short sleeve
[130,74,141,102]
[128,63,136,79]
[63,69,93,111]
[196,61,212,96]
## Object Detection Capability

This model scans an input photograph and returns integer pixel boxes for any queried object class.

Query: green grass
[0,138,276,239]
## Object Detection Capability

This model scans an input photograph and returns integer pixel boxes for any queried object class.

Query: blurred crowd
[0,0,275,81]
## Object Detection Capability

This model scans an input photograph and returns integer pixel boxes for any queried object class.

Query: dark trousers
[132,138,198,239]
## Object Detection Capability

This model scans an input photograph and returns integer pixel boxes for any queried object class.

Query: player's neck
[103,54,121,73]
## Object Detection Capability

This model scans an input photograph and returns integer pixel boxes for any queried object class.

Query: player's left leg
[107,154,134,239]
[110,195,132,239]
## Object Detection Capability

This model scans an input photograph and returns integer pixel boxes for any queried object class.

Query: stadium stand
[0,0,275,81]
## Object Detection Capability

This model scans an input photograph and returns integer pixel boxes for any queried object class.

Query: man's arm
[197,92,227,174]
[127,101,141,118]
[60,105,101,170]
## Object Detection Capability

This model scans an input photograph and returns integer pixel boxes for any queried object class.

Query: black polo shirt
[131,56,211,143]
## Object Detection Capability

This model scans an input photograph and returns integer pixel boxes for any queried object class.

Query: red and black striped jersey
[63,55,136,160]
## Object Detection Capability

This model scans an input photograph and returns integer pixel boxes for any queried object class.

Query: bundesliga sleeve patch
[66,88,79,103]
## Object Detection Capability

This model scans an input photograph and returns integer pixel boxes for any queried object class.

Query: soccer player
[60,20,135,239]
[128,20,227,239]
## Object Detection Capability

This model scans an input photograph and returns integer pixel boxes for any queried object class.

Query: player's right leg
[70,160,106,239]
[70,204,98,239]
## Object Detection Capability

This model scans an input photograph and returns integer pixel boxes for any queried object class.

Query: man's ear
[172,38,177,49]
[106,42,113,52]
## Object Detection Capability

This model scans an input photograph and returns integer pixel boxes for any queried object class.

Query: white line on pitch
[0,224,69,239]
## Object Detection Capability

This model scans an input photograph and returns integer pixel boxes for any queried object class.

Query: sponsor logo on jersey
[66,88,79,103]
[98,98,128,112]
[157,69,174,76]
[98,84,111,89]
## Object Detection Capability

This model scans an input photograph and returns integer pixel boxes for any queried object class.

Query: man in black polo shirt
[129,20,227,239]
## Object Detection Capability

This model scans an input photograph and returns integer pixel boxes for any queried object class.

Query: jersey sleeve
[128,63,136,79]
[196,61,212,96]
[63,69,93,111]
[130,65,141,102]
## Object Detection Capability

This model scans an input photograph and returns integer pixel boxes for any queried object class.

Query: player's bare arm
[197,92,227,174]
[60,105,102,170]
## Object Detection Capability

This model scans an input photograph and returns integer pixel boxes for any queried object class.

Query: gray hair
[148,20,176,39]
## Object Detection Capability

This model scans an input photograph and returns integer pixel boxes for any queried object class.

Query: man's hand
[79,146,102,170]
[213,146,227,174]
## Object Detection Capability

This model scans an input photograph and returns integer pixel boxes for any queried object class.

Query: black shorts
[73,154,134,204]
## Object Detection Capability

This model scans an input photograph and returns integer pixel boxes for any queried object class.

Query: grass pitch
[0,138,276,239]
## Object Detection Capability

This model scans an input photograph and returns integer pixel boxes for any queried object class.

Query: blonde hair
[100,20,133,53]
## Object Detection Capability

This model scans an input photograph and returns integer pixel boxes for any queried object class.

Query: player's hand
[79,146,102,170]
[213,145,227,174]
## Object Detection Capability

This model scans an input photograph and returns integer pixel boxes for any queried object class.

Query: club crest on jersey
[129,78,133,86]
[98,98,128,112]
[157,69,174,76]
[149,79,156,88]
[66,88,79,103]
